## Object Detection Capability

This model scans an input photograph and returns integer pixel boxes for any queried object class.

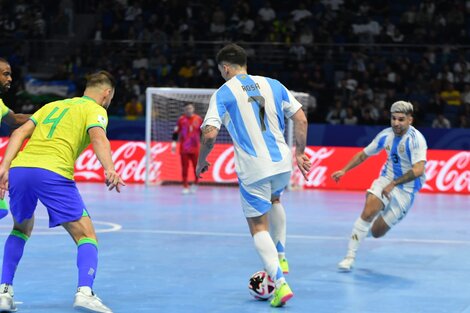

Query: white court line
[118,229,470,245]
[0,221,122,236]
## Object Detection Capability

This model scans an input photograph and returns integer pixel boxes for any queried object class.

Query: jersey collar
[82,95,98,104]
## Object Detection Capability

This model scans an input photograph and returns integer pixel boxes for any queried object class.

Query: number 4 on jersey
[43,107,69,138]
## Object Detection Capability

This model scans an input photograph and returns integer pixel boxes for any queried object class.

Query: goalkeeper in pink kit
[172,103,203,194]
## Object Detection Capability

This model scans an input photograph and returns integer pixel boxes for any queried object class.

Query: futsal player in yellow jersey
[0,58,31,219]
[0,71,124,313]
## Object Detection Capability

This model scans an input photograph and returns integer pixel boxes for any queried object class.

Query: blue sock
[1,230,29,285]
[77,238,98,288]
[0,199,9,220]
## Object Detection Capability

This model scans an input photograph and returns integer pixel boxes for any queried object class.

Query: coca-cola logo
[423,151,470,192]
[74,142,168,182]
[292,147,335,187]
[212,146,237,183]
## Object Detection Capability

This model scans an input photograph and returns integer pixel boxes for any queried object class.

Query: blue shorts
[9,167,89,227]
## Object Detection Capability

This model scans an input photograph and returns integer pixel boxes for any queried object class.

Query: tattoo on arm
[202,125,217,135]
[393,170,416,186]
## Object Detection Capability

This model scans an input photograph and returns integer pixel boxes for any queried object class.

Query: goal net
[145,87,314,186]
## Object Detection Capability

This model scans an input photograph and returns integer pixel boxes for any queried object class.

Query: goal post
[145,87,313,186]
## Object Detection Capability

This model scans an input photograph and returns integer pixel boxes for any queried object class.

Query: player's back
[212,74,301,184]
[12,96,108,180]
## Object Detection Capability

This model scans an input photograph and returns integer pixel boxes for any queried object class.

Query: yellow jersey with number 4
[11,96,108,180]
[0,99,11,123]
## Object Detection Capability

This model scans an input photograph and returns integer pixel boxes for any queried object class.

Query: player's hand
[105,169,126,193]
[0,165,9,200]
[331,170,346,183]
[196,160,210,178]
[295,153,311,181]
[171,142,177,154]
[381,182,395,200]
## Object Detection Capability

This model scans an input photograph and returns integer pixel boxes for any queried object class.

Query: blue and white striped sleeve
[363,129,389,156]
[201,91,224,130]
[410,131,427,164]
[280,83,302,118]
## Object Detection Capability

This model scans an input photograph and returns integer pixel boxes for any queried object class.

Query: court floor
[0,183,468,313]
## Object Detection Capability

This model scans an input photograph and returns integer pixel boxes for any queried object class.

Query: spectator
[432,113,451,128]
[60,0,74,36]
[132,51,149,70]
[440,82,462,106]
[326,100,346,125]
[258,1,276,23]
[124,96,144,120]
[343,106,358,125]
[177,59,196,86]
[291,3,312,23]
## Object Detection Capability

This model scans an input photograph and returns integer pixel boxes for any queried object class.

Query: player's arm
[0,120,35,198]
[88,127,125,192]
[331,151,369,182]
[171,125,179,153]
[291,108,311,180]
[381,161,425,199]
[2,110,31,129]
[196,125,219,178]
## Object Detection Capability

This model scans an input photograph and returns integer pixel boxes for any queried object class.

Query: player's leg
[62,217,111,313]
[35,170,112,312]
[268,172,291,274]
[180,153,190,194]
[241,177,293,307]
[338,177,389,271]
[0,217,34,311]
[0,167,39,311]
[189,153,199,193]
[370,189,414,238]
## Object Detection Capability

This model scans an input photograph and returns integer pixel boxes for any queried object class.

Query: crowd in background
[0,0,469,128]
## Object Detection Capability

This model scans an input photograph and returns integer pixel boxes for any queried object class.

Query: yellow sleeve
[0,99,11,118]
[86,106,108,132]
[29,105,45,125]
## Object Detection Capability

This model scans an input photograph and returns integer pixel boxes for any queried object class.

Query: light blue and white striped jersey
[364,126,428,194]
[203,74,302,184]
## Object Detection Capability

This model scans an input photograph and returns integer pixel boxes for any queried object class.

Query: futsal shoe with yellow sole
[279,258,289,274]
[270,282,294,307]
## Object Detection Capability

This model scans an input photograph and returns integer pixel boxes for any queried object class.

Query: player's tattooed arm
[392,160,426,186]
[201,125,219,147]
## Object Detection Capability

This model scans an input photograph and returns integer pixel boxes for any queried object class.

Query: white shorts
[239,172,291,218]
[367,176,416,227]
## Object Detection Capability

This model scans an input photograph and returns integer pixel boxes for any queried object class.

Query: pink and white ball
[248,271,275,300]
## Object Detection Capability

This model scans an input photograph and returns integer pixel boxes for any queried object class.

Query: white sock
[253,231,285,287]
[269,202,286,259]
[346,218,371,258]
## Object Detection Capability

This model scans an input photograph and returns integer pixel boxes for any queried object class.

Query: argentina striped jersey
[363,126,428,194]
[202,74,302,184]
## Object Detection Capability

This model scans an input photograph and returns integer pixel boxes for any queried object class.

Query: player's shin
[1,230,29,285]
[252,231,285,288]
[77,238,98,288]
[269,202,286,260]
[346,218,371,258]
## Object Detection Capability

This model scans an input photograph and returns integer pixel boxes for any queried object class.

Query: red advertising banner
[0,138,467,194]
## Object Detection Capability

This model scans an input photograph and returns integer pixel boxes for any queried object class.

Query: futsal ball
[248,271,275,300]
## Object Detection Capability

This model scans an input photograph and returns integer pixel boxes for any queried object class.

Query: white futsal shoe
[337,256,355,272]
[190,184,198,193]
[0,284,16,312]
[73,287,112,313]
[182,188,190,195]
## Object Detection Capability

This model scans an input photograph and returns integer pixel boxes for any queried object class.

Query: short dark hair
[184,102,194,107]
[0,57,9,65]
[216,44,247,67]
[86,70,116,89]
